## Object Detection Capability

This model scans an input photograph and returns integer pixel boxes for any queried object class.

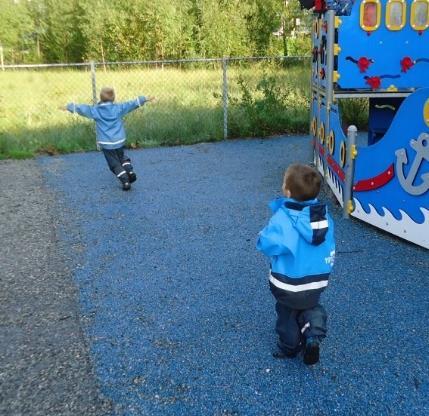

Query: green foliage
[38,0,85,62]
[244,0,281,56]
[339,99,369,130]
[0,0,36,63]
[0,0,311,64]
[229,70,310,137]
[286,36,312,57]
[280,0,311,56]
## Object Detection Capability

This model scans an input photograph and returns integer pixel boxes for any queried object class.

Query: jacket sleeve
[256,221,291,257]
[118,96,147,116]
[66,103,94,119]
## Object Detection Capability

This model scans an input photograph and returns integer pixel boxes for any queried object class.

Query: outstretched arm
[63,103,95,119]
[119,95,156,116]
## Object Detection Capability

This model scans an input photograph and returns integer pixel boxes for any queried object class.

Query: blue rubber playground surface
[40,136,428,415]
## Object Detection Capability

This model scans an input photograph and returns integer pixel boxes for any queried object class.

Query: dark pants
[102,147,134,183]
[275,302,327,353]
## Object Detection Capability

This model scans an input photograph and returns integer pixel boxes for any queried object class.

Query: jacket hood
[270,197,329,246]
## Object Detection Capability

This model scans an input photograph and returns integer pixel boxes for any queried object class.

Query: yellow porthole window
[340,141,346,167]
[360,0,382,31]
[311,117,318,137]
[424,99,429,127]
[319,123,325,144]
[411,0,429,31]
[386,0,406,30]
[328,131,335,155]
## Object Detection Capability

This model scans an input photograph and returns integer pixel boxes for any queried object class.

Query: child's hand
[146,96,156,103]
[58,106,68,112]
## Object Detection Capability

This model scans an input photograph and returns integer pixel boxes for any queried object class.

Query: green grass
[0,62,312,159]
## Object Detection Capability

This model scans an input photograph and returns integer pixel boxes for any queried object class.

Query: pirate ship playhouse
[307,0,429,249]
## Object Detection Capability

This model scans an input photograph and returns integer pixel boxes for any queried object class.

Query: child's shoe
[122,181,131,191]
[272,342,301,359]
[303,337,320,365]
[119,173,131,190]
[273,349,298,359]
[128,171,137,183]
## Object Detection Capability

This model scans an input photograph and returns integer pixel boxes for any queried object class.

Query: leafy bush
[287,36,312,56]
[339,98,369,131]
[229,74,309,138]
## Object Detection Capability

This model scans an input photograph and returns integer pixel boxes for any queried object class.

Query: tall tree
[0,0,35,63]
[244,0,281,56]
[192,0,251,58]
[39,0,85,62]
[280,0,305,56]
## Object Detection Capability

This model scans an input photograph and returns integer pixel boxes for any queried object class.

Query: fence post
[343,125,358,219]
[0,45,4,71]
[90,61,97,104]
[222,57,228,140]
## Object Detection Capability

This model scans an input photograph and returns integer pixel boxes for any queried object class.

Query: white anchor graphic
[395,133,429,196]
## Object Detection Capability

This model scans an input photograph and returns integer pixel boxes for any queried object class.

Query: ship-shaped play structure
[305,0,429,249]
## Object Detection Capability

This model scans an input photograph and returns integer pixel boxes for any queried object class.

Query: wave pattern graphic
[352,199,429,249]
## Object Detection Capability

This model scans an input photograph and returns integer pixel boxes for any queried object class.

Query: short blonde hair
[100,87,115,102]
[283,164,322,201]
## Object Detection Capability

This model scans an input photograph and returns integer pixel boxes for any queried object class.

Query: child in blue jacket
[257,164,335,365]
[64,87,154,190]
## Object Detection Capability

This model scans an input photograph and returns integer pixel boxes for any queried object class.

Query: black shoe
[303,340,320,365]
[272,349,299,359]
[122,181,131,191]
[128,171,137,183]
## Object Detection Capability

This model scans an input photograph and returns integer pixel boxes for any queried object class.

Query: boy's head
[100,87,115,102]
[282,163,322,201]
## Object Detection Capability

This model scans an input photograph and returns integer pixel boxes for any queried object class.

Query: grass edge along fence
[0,56,314,159]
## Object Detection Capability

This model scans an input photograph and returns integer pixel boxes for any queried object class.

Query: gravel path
[0,160,112,416]
[2,136,429,415]
[40,136,429,416]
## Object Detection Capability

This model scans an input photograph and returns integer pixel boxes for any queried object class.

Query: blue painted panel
[368,97,405,144]
[337,0,429,90]
[353,88,429,223]
[320,16,330,90]
[328,104,348,177]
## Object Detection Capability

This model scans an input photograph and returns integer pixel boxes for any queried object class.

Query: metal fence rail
[0,56,311,156]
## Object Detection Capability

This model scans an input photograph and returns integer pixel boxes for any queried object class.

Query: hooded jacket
[256,197,335,309]
[66,96,147,149]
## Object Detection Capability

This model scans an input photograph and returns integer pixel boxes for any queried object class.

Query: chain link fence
[0,56,311,158]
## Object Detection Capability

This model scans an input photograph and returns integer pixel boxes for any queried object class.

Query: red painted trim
[353,163,395,192]
[327,155,345,182]
[313,139,325,156]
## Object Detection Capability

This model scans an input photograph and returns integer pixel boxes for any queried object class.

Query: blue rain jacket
[257,197,335,309]
[66,96,147,149]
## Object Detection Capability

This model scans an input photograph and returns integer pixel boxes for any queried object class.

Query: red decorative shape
[314,140,325,156]
[366,76,381,90]
[353,163,395,192]
[327,155,345,182]
[357,57,373,73]
[400,57,414,73]
[314,0,326,13]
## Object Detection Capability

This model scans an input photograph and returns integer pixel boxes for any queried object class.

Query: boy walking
[64,87,154,190]
[256,164,335,365]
